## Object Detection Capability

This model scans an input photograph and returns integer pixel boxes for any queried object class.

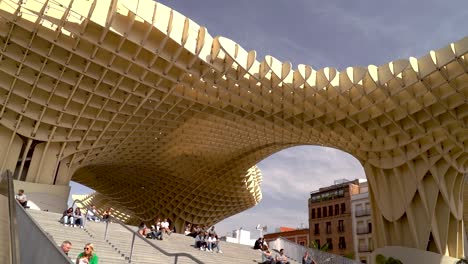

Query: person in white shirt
[15,189,29,208]
[86,205,99,222]
[161,218,172,235]
[207,234,216,252]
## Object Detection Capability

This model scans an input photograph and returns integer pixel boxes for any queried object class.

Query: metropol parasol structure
[0,0,466,259]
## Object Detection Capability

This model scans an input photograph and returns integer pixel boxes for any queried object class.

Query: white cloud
[216,146,365,236]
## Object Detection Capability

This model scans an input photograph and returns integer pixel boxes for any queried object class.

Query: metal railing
[268,237,363,264]
[70,198,203,263]
[0,170,20,264]
[358,245,372,252]
[1,170,71,264]
[356,226,371,235]
[355,209,371,217]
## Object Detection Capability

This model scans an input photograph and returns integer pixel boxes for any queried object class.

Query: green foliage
[375,254,386,264]
[375,254,403,264]
[343,252,354,259]
[310,241,329,252]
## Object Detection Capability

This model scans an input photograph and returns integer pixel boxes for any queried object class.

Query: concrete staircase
[28,209,128,263]
[28,209,297,264]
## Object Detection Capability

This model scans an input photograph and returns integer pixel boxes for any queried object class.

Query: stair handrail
[70,198,204,263]
[1,170,20,263]
[268,236,363,264]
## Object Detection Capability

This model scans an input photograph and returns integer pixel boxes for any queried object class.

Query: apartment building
[308,179,360,257]
[351,181,373,263]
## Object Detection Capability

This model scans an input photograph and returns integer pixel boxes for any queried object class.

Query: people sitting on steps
[254,237,265,250]
[150,219,163,240]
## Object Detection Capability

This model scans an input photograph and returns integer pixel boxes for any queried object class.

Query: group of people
[192,226,222,253]
[138,218,173,241]
[60,241,99,264]
[61,204,112,228]
[255,237,316,264]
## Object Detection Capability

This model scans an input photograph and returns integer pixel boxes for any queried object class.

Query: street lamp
[256,224,267,238]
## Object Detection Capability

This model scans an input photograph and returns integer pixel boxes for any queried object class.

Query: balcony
[358,245,373,252]
[356,226,371,234]
[355,209,371,217]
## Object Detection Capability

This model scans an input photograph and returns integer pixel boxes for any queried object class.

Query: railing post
[129,232,136,263]
[6,170,20,264]
[83,207,89,228]
[104,220,109,240]
[173,255,178,264]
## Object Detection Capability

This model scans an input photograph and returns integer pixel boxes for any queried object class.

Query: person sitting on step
[102,208,112,223]
[15,189,29,208]
[62,207,74,227]
[150,220,163,240]
[206,233,216,252]
[214,235,223,253]
[194,231,207,251]
[86,205,100,222]
[74,207,84,228]
[275,248,290,264]
[161,218,172,235]
[138,222,152,238]
[259,245,274,264]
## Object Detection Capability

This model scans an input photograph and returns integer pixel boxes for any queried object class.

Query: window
[323,206,328,217]
[339,237,346,249]
[328,205,333,216]
[326,238,333,249]
[300,241,305,246]
[341,203,346,214]
[311,208,316,219]
[368,222,372,233]
[314,223,320,235]
[338,220,344,232]
[315,239,320,248]
[338,189,344,197]
[326,222,331,234]
[317,207,322,218]
[335,204,339,215]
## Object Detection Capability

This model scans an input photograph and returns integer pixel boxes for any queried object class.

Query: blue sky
[70,0,468,236]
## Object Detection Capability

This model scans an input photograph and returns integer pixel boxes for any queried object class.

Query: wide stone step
[28,209,299,264]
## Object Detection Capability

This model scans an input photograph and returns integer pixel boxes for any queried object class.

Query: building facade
[263,228,310,247]
[351,181,373,263]
[308,179,360,257]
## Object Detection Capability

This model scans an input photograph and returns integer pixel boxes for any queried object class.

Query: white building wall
[351,182,372,263]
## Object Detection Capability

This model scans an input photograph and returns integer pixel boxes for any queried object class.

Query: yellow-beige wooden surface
[0,0,466,257]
